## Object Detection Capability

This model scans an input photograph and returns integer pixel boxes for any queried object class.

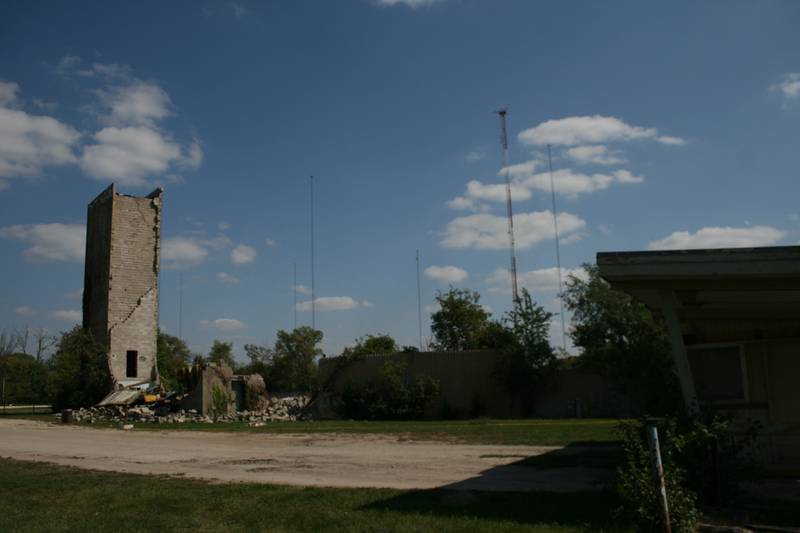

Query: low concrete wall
[319,350,635,419]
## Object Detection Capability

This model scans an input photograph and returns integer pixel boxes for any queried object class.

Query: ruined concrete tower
[83,184,162,388]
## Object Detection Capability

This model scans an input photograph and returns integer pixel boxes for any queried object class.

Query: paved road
[0,419,611,492]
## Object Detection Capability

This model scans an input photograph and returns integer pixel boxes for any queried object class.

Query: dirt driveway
[0,419,611,492]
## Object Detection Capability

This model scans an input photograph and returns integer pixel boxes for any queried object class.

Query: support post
[659,290,699,415]
[648,426,672,533]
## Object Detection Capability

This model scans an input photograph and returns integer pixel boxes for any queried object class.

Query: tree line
[1,264,682,416]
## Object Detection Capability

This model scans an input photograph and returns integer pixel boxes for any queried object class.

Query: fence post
[648,425,672,533]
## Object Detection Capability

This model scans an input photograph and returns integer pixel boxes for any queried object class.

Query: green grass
[0,459,628,533]
[60,418,624,446]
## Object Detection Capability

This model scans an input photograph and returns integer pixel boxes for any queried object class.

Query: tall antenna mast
[293,261,298,330]
[416,249,423,351]
[497,109,520,306]
[178,271,183,339]
[547,145,567,352]
[310,175,316,329]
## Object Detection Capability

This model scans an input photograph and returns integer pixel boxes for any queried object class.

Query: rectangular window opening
[126,350,138,378]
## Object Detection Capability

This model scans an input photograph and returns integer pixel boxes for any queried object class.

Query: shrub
[338,361,440,420]
[616,419,699,533]
[49,327,111,410]
[210,383,231,420]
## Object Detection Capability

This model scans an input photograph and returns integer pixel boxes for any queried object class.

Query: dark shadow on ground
[361,444,627,530]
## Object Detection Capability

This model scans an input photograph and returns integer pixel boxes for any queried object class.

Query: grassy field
[24,417,624,446]
[0,459,628,533]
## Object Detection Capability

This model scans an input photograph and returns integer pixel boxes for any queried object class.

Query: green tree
[563,264,683,415]
[342,334,397,357]
[208,340,235,368]
[430,287,490,351]
[156,331,191,391]
[270,326,323,393]
[239,343,273,377]
[49,326,111,410]
[0,352,49,404]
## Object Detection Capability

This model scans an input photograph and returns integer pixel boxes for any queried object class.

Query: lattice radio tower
[497,109,520,306]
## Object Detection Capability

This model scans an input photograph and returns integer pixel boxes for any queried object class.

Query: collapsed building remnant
[83,183,162,389]
[176,360,269,415]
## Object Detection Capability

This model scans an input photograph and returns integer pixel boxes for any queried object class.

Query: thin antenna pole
[293,261,297,330]
[178,271,183,339]
[497,109,520,306]
[548,145,567,352]
[416,249,423,351]
[310,175,316,329]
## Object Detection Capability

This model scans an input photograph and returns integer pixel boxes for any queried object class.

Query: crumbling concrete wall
[83,184,162,386]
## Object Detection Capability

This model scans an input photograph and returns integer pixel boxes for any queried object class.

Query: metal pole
[2,378,5,415]
[416,249,423,351]
[178,271,183,340]
[293,261,298,330]
[310,176,316,329]
[648,426,672,533]
[497,109,519,307]
[547,145,567,352]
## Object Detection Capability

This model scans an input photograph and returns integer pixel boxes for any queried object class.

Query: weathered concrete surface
[0,419,611,492]
[84,184,162,385]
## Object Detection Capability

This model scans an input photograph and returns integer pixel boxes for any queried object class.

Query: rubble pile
[63,396,311,425]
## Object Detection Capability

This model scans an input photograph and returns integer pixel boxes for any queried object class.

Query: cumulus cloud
[162,236,209,269]
[0,84,80,182]
[231,244,256,265]
[15,306,37,316]
[296,297,372,311]
[201,318,246,331]
[465,150,486,162]
[80,126,183,186]
[0,81,19,107]
[447,179,531,210]
[217,272,240,284]
[486,266,588,294]
[648,226,785,250]
[506,168,645,198]
[264,238,277,247]
[0,223,85,262]
[51,309,82,322]
[518,115,683,147]
[441,211,586,250]
[566,145,626,165]
[294,284,312,295]
[771,72,800,103]
[424,265,468,284]
[95,81,172,128]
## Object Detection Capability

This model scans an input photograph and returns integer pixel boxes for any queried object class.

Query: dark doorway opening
[126,350,138,378]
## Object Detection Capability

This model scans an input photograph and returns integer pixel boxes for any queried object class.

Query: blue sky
[1,0,799,358]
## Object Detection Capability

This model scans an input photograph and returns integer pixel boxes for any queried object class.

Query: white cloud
[218,221,231,231]
[217,272,240,284]
[51,309,82,322]
[0,81,19,107]
[265,238,277,247]
[231,244,256,265]
[96,81,172,128]
[294,284,312,295]
[566,145,626,165]
[201,318,246,331]
[465,150,486,162]
[0,93,80,181]
[424,303,440,314]
[771,72,800,103]
[374,0,443,7]
[657,136,686,146]
[182,139,203,169]
[424,265,468,284]
[514,168,644,198]
[15,306,37,316]
[447,179,531,211]
[162,236,210,269]
[518,115,683,147]
[502,159,540,179]
[648,226,785,250]
[296,296,371,311]
[0,223,85,262]
[80,126,183,186]
[486,266,588,294]
[441,211,586,250]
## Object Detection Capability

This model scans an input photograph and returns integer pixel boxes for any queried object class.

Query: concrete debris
[63,396,310,425]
